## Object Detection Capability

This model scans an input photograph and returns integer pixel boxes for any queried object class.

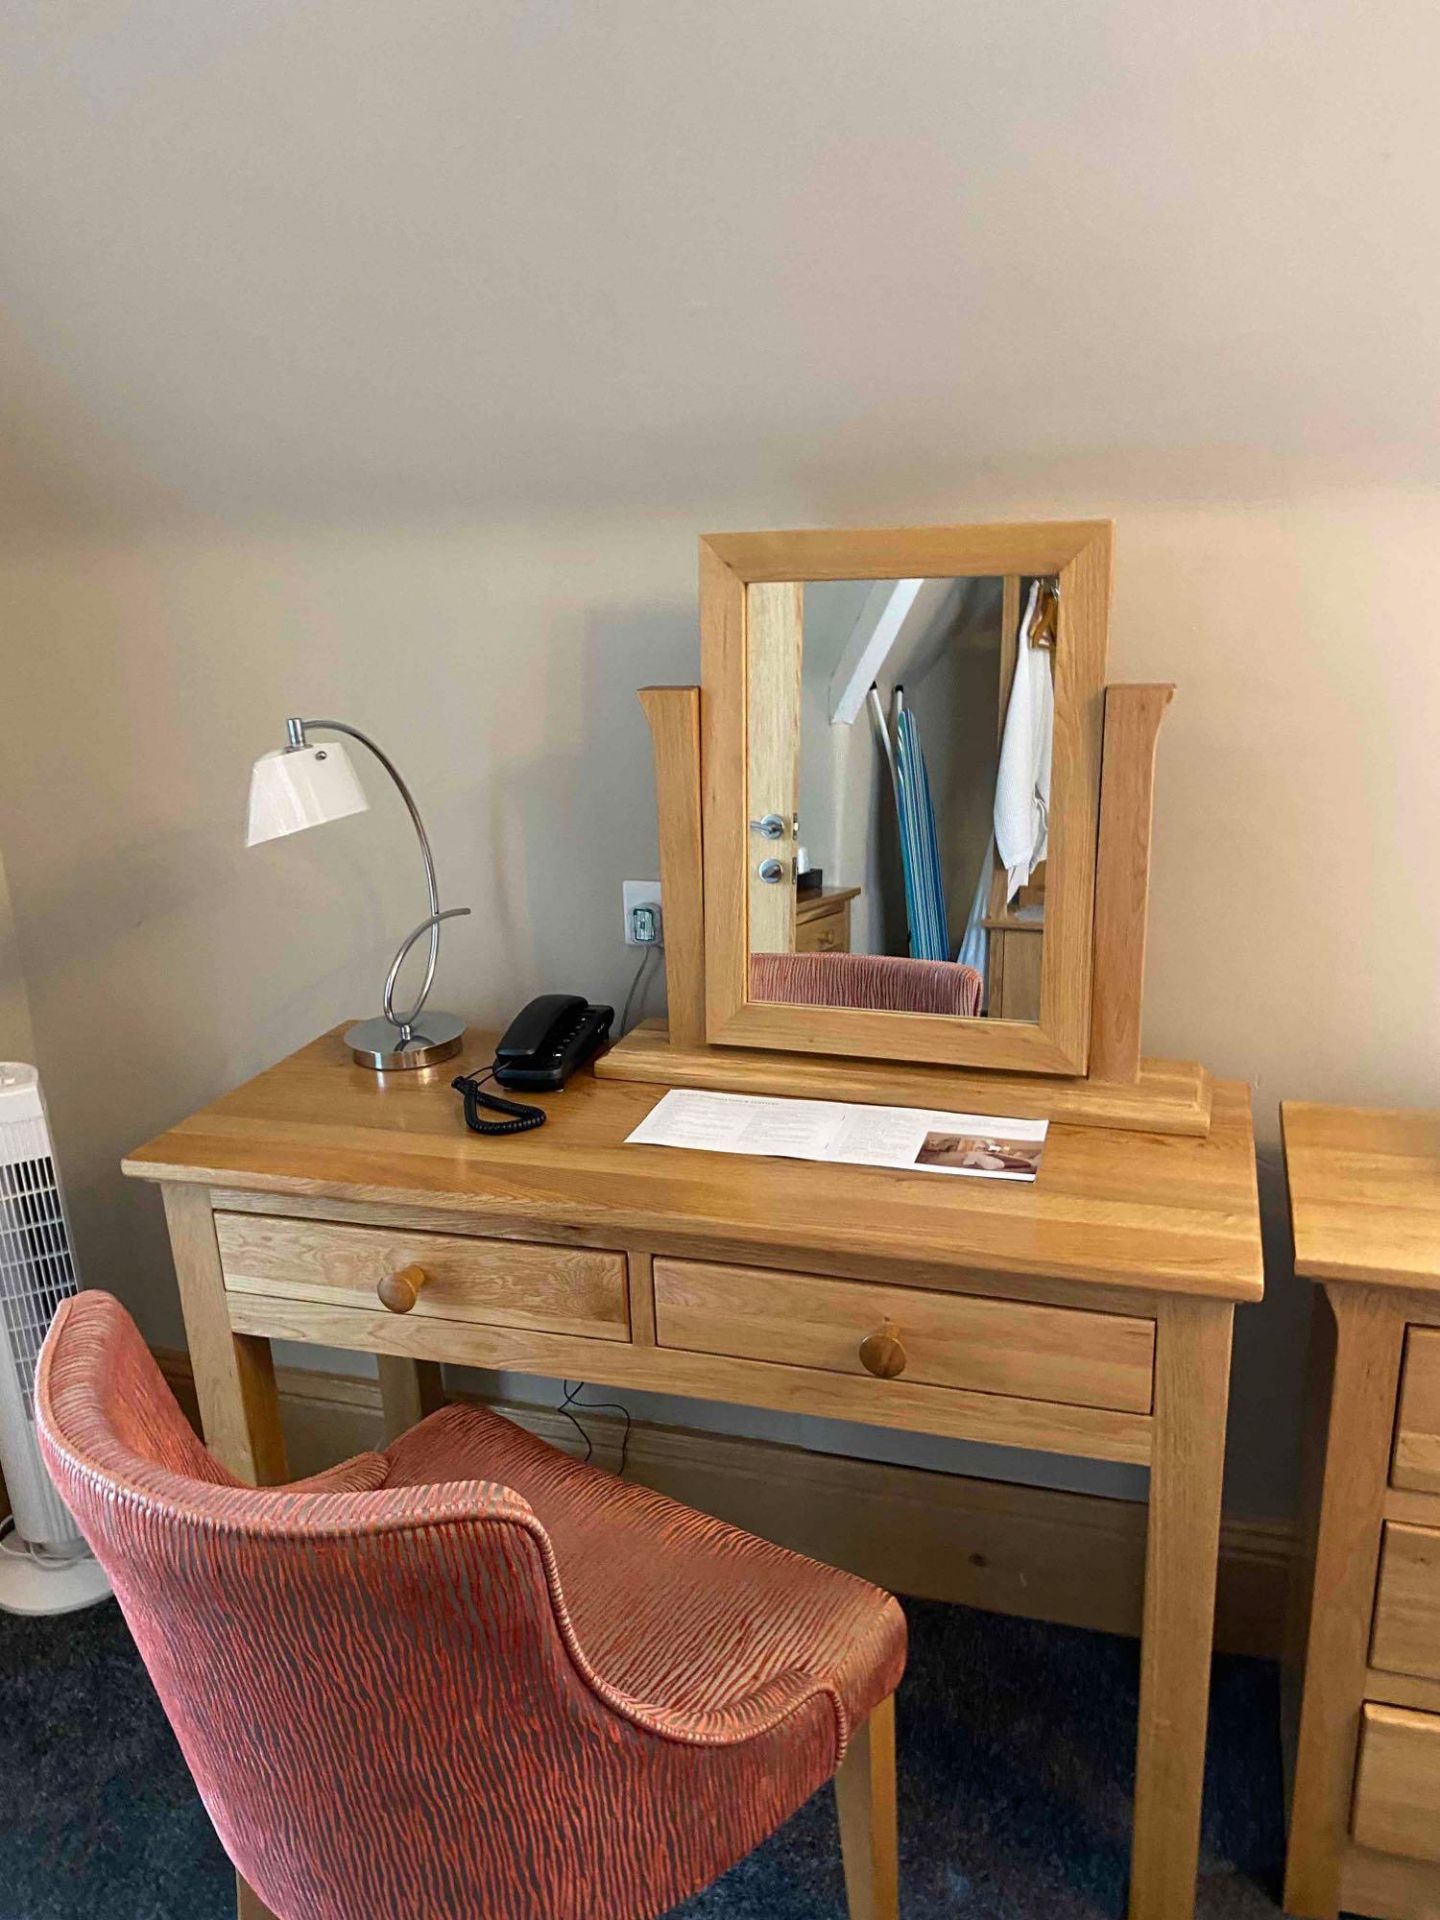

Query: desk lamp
[246,717,470,1069]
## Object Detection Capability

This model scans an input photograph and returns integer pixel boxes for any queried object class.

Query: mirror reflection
[746,575,1057,1023]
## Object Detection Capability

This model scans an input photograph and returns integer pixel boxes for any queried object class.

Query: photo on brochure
[913,1131,1045,1179]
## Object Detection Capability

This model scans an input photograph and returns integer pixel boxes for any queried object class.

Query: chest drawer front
[1372,1524,1440,1683]
[1395,1328,1440,1495]
[652,1259,1154,1413]
[795,908,847,954]
[215,1214,629,1341]
[1354,1703,1440,1863]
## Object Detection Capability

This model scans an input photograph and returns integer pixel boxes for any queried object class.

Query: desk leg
[1129,1296,1233,1920]
[377,1356,446,1440]
[161,1183,288,1487]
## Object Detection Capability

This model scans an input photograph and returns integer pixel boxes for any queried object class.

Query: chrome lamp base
[345,1012,466,1071]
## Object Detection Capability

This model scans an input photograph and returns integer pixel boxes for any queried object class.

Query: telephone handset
[453,995,614,1136]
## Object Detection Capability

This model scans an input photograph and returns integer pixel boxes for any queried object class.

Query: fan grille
[0,1154,78,1416]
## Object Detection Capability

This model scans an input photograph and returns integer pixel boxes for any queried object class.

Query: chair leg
[834,1694,899,1920]
[237,1872,280,1920]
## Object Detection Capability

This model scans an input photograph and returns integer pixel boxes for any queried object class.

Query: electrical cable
[0,1512,89,1569]
[557,1381,633,1476]
[557,1380,595,1463]
[620,944,659,1037]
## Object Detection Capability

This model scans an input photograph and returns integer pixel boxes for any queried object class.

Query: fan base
[0,1541,111,1616]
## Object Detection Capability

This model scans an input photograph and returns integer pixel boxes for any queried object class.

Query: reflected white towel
[994,582,1053,900]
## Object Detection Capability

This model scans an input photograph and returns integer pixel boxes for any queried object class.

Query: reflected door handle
[749,813,787,839]
[757,858,786,884]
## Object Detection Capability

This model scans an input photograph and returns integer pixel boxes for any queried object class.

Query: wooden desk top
[126,1029,1263,1302]
[1283,1101,1440,1291]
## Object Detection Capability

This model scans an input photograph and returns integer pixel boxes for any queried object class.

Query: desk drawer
[215,1214,628,1341]
[1372,1524,1440,1683]
[1353,1703,1440,1862]
[1395,1328,1440,1495]
[652,1259,1154,1413]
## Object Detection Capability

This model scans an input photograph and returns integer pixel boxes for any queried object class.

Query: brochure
[625,1088,1047,1181]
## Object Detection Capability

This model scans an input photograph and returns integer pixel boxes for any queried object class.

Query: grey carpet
[0,1595,1286,1919]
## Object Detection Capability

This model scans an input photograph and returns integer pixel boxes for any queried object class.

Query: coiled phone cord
[452,1068,548,1136]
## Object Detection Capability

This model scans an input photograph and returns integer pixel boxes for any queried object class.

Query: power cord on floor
[0,1513,90,1569]
[557,1381,633,1475]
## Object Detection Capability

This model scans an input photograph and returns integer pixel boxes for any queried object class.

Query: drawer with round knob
[652,1258,1155,1414]
[214,1213,629,1341]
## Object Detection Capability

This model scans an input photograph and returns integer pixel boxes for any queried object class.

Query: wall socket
[622,880,663,947]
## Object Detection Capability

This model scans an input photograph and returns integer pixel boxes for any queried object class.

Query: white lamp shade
[245,741,370,846]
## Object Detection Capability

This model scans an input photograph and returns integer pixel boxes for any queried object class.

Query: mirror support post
[1088,684,1175,1085]
[638,686,707,1049]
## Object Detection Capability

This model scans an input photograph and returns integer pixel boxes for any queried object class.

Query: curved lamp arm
[288,717,470,1041]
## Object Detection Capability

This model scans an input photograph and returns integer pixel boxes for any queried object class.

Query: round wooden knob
[377,1263,429,1314]
[858,1320,906,1379]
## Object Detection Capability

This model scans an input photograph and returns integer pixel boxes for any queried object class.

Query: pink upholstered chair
[751,949,984,1017]
[36,1291,906,1920]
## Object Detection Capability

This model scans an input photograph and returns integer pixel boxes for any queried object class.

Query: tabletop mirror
[701,524,1112,1077]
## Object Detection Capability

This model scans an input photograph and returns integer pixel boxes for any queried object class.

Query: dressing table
[127,521,1262,1920]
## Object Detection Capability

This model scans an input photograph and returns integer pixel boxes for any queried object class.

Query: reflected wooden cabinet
[984,917,1043,1021]
[794,885,860,955]
[984,871,1046,1022]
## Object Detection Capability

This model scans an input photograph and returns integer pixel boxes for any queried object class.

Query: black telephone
[453,995,613,1136]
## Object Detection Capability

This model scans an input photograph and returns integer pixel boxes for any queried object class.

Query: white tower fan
[0,1063,109,1614]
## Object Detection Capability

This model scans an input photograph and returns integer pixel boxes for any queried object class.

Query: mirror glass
[746,575,1055,1023]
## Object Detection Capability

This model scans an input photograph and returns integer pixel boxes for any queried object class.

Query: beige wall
[2,493,1434,1514]
[2,2,1438,1517]
[0,848,37,1065]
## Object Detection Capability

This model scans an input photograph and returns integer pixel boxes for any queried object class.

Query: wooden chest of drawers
[1284,1103,1440,1920]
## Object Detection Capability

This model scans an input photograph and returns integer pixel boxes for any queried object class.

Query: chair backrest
[750,947,984,1016]
[34,1291,736,1920]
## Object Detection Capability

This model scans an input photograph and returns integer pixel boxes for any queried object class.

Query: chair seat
[383,1403,906,1743]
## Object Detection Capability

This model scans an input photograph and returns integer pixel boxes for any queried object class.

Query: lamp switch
[623,881,663,947]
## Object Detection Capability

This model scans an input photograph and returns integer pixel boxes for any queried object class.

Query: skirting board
[595,1023,1214,1137]
[155,1349,1289,1659]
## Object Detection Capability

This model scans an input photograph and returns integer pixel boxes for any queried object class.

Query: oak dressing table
[131,520,1262,1919]
[126,1027,1260,1920]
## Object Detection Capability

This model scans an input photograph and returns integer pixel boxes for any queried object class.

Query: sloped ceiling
[3,0,1439,537]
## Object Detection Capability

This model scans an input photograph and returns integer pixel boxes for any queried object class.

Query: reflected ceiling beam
[827,579,924,725]
[827,577,985,725]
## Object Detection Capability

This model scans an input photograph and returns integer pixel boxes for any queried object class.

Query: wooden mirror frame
[596,517,1211,1135]
[701,521,1111,1076]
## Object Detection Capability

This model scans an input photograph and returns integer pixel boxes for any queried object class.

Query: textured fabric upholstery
[37,1292,906,1920]
[751,948,984,1017]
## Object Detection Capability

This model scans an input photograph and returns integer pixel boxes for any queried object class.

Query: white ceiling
[3,0,1438,535]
